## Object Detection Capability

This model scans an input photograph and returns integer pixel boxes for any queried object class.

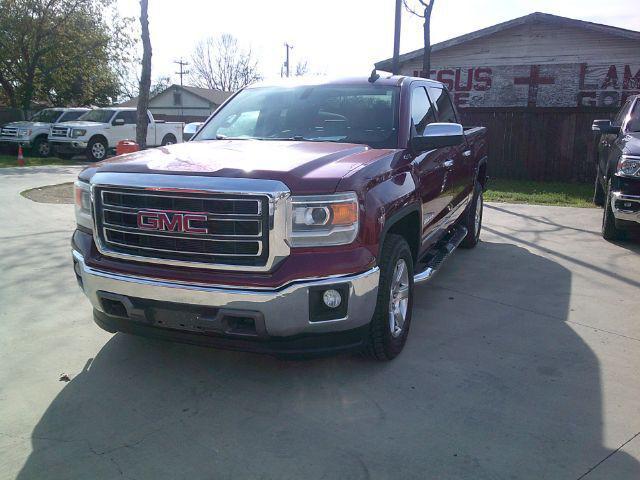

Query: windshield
[30,109,63,123]
[78,109,115,123]
[195,84,399,149]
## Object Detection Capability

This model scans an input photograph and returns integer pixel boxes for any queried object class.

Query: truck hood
[2,121,52,128]
[622,132,640,156]
[55,121,104,128]
[80,140,396,194]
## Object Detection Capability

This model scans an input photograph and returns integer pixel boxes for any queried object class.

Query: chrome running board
[414,225,468,284]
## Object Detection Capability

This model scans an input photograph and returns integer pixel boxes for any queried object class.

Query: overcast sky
[116,0,640,85]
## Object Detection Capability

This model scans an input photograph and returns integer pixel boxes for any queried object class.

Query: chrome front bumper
[72,250,380,337]
[611,192,640,224]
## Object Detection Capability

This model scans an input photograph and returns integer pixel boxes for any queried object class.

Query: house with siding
[119,85,232,123]
[375,12,640,182]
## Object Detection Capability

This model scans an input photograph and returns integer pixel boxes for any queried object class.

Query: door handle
[443,159,454,169]
[462,150,472,157]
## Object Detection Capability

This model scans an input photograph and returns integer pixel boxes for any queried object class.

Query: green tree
[0,0,136,111]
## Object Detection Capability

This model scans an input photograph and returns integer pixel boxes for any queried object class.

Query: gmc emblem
[137,210,208,234]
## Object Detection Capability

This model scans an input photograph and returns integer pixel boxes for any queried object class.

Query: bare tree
[189,34,261,92]
[403,0,435,78]
[294,60,309,77]
[136,0,151,148]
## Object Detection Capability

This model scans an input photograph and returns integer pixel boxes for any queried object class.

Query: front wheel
[32,137,51,157]
[87,138,108,162]
[602,180,625,241]
[364,234,414,361]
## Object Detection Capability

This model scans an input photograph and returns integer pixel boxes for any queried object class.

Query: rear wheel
[593,166,605,207]
[460,182,483,249]
[364,234,414,361]
[602,180,625,241]
[161,134,176,146]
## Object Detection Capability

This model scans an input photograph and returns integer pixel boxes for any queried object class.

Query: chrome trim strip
[102,210,263,238]
[90,173,291,272]
[101,188,262,216]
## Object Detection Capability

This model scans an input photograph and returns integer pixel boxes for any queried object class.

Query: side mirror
[112,118,125,126]
[410,123,464,152]
[592,119,620,135]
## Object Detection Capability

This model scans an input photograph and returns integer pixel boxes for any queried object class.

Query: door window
[614,100,632,127]
[113,111,136,125]
[410,86,436,136]
[625,100,640,133]
[427,86,457,123]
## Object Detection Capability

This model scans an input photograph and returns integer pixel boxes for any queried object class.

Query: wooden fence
[459,107,617,183]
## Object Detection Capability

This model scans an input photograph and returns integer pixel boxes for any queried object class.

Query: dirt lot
[1,166,639,480]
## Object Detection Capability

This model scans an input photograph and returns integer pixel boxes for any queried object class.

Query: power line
[173,59,190,87]
[283,43,293,78]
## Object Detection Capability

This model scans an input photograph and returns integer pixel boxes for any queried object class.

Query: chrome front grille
[0,127,18,138]
[94,187,270,267]
[51,126,70,138]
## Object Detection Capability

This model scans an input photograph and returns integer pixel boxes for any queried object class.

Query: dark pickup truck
[72,74,488,360]
[592,94,640,240]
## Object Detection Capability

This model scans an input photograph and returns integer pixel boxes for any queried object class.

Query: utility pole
[283,43,293,78]
[173,58,189,87]
[392,0,402,74]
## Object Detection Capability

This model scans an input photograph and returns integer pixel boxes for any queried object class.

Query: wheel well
[89,134,108,147]
[163,133,176,140]
[34,134,48,142]
[385,211,420,263]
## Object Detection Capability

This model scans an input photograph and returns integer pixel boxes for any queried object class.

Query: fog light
[322,289,342,308]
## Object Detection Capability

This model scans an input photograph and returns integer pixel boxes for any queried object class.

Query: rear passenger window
[114,111,137,124]
[427,86,457,124]
[411,87,436,136]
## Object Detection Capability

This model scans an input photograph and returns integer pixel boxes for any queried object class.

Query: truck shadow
[16,241,640,479]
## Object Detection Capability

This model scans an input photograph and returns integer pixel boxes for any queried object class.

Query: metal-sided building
[376,12,640,182]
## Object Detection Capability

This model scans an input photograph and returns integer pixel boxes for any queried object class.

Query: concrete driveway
[1,166,639,480]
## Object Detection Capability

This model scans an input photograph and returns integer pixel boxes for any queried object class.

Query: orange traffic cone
[17,145,25,166]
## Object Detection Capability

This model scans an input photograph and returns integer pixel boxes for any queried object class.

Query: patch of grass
[485,178,595,208]
[0,154,80,168]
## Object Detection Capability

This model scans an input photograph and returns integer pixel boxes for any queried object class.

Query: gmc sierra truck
[72,74,488,360]
[592,94,640,241]
[0,107,89,157]
[50,107,183,161]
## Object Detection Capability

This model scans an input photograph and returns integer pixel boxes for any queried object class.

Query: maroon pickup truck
[72,74,487,360]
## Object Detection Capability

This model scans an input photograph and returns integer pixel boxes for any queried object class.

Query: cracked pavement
[0,166,639,479]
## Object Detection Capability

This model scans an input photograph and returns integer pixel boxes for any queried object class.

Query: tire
[364,234,414,361]
[593,166,605,207]
[87,137,108,162]
[161,134,176,146]
[460,182,483,249]
[32,137,51,158]
[602,180,625,241]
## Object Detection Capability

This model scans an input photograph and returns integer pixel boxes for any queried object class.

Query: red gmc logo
[137,209,208,234]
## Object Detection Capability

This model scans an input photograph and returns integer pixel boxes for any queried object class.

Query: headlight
[18,128,32,137]
[72,128,87,138]
[287,192,359,247]
[617,155,640,177]
[74,180,93,231]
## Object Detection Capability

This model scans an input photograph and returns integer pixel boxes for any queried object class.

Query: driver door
[111,111,137,143]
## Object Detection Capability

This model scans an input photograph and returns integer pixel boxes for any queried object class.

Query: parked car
[49,107,183,161]
[71,74,488,360]
[183,122,204,141]
[0,108,89,157]
[592,94,640,240]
